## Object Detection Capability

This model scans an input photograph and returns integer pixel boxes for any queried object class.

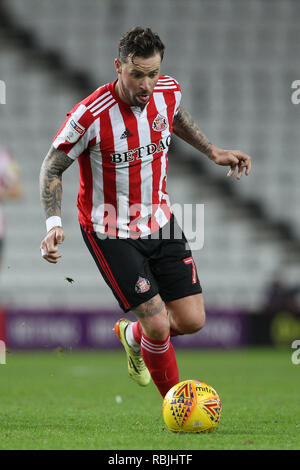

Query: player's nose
[140,77,151,93]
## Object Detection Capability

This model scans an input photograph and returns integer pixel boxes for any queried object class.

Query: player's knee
[143,313,170,340]
[177,306,206,334]
[190,299,206,333]
[193,307,206,332]
[133,296,170,341]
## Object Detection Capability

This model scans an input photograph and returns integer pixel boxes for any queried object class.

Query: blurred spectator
[0,146,23,267]
[264,273,300,313]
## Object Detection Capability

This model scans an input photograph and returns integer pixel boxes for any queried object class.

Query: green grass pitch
[0,347,299,450]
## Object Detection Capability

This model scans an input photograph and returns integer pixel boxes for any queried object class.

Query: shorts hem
[121,289,202,313]
[122,291,160,313]
[162,289,202,304]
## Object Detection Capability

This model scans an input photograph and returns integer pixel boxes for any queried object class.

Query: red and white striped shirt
[53,75,181,237]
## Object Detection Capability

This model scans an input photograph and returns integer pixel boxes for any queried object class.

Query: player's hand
[210,146,252,180]
[40,227,65,264]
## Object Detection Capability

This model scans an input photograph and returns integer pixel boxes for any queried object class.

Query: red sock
[141,333,179,398]
[132,321,142,344]
[132,320,182,342]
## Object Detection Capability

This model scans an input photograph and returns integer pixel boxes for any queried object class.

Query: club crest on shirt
[152,113,168,132]
[135,276,151,294]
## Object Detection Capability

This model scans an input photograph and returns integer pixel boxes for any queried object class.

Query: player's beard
[125,86,151,108]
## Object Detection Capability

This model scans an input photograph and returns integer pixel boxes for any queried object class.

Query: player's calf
[132,294,179,397]
[174,309,206,335]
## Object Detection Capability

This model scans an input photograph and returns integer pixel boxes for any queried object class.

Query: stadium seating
[1,0,299,311]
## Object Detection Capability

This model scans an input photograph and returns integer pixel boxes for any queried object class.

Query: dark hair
[118,27,165,63]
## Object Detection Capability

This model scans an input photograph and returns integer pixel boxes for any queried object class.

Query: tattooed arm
[40,145,74,218]
[173,106,213,158]
[173,106,251,179]
[39,145,74,263]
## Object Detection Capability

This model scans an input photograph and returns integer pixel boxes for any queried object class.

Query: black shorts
[80,215,202,312]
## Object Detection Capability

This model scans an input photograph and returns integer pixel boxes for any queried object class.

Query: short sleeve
[173,79,182,117]
[53,103,96,160]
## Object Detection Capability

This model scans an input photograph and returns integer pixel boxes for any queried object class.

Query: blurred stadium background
[0,0,300,351]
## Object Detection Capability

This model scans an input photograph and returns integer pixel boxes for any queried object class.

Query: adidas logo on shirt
[120,129,133,139]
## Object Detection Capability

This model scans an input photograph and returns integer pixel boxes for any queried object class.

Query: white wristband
[46,216,62,233]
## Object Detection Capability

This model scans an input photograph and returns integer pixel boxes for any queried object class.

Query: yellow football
[162,379,222,433]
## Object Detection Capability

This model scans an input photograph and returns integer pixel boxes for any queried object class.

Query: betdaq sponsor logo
[110,134,171,164]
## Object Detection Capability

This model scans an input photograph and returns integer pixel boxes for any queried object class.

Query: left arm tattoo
[172,106,213,158]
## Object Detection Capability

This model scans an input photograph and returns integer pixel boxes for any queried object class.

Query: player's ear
[114,58,122,74]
